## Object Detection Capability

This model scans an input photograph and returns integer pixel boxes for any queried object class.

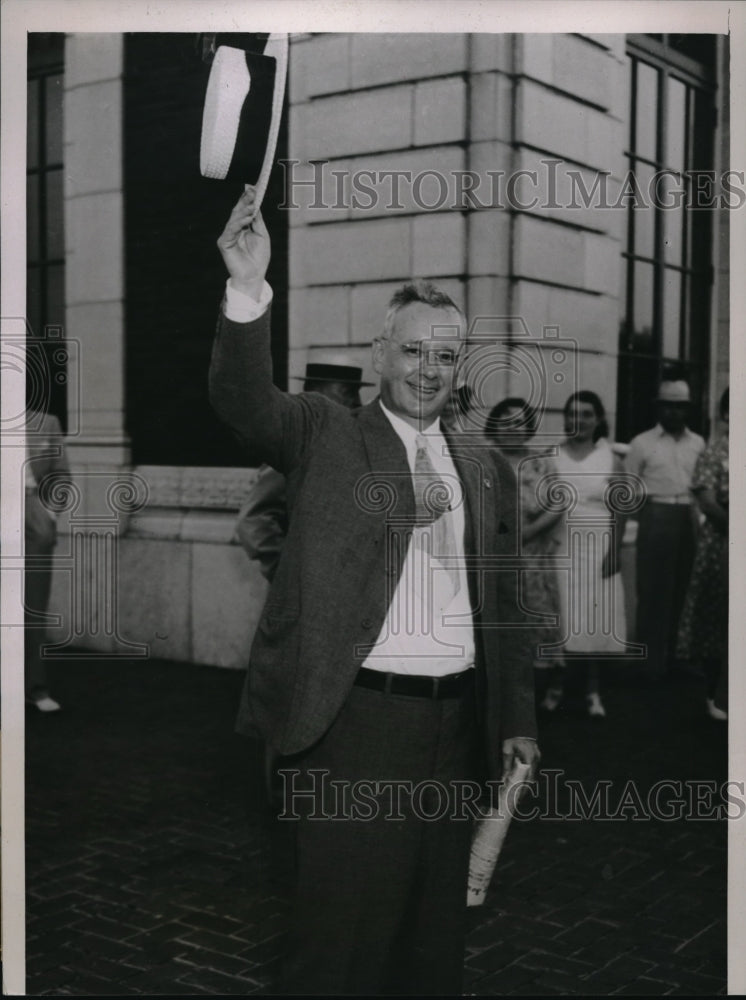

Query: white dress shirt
[224,279,273,322]
[361,403,475,676]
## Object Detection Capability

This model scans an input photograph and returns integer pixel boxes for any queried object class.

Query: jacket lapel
[352,399,415,633]
[356,398,415,523]
[444,428,498,610]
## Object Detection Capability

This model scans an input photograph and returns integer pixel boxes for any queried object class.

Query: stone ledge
[135,466,260,511]
[48,532,268,668]
[127,508,239,545]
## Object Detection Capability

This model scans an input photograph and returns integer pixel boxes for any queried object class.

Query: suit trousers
[635,502,698,676]
[277,679,479,996]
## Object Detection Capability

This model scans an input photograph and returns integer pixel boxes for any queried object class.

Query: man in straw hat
[626,379,705,681]
[209,188,539,995]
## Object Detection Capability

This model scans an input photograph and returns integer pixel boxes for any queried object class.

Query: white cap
[657,380,690,403]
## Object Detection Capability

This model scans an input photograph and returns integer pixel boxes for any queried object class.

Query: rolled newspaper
[467,760,532,907]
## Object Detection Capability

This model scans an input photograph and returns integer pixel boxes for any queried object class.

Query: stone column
[53,34,134,653]
[466,33,515,338]
[509,34,628,436]
[64,33,129,474]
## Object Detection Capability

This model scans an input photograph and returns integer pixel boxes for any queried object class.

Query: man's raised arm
[209,188,317,470]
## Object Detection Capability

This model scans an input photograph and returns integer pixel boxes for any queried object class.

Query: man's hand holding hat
[217,187,270,300]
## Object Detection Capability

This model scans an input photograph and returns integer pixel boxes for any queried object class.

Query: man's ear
[372,338,385,375]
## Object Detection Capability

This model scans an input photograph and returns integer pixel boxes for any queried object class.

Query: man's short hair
[382,280,464,339]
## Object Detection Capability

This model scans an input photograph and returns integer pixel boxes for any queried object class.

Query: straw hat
[200,34,288,211]
[291,361,374,387]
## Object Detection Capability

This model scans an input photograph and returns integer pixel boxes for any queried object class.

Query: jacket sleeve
[208,306,329,472]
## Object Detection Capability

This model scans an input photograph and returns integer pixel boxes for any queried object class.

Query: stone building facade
[29,31,730,667]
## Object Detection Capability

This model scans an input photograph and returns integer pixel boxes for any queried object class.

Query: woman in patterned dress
[677,388,729,720]
[485,398,565,706]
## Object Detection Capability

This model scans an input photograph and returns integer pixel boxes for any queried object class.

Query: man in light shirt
[626,380,705,680]
[209,188,539,995]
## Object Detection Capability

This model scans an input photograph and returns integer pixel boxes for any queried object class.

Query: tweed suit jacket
[210,309,537,779]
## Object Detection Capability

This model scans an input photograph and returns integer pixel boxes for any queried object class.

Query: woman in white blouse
[547,391,629,718]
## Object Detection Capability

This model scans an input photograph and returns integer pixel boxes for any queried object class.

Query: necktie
[413,435,460,600]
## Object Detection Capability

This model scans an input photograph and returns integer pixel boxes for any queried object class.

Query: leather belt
[354,666,474,700]
[648,495,692,505]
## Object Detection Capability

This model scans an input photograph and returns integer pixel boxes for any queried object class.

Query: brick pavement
[24,657,727,995]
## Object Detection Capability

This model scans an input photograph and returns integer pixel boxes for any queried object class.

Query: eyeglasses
[378,337,460,368]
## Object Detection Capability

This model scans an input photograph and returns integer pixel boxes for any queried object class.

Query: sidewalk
[25,656,727,995]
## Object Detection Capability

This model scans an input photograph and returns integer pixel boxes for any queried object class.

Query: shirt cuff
[224,279,273,323]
